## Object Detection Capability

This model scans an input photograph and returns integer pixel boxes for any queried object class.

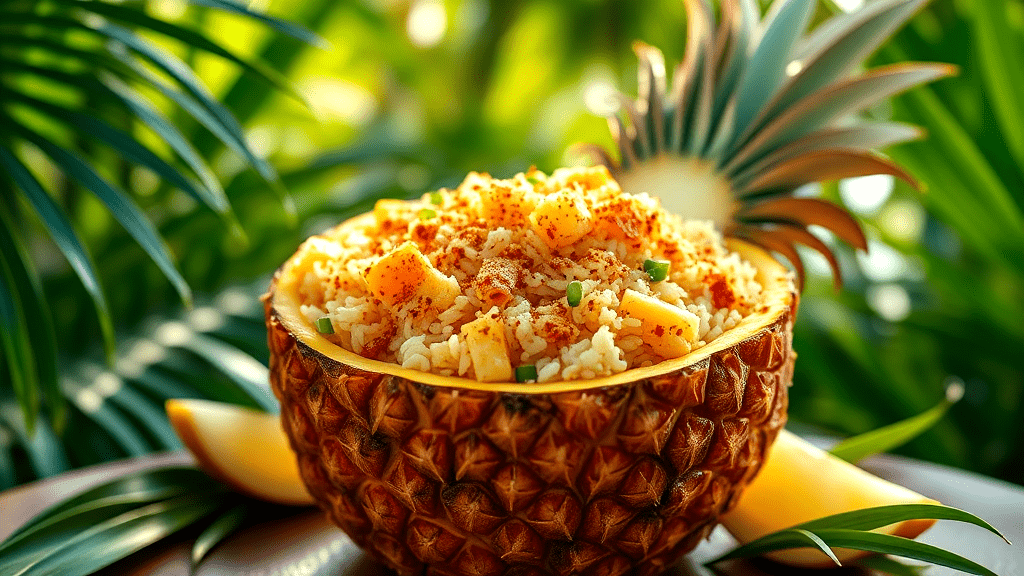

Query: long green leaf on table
[0,147,115,361]
[715,529,998,576]
[9,122,194,306]
[0,232,40,433]
[53,0,303,101]
[0,199,63,432]
[11,494,222,576]
[856,554,928,576]
[4,468,209,543]
[0,488,191,557]
[795,503,1009,542]
[830,382,964,462]
[192,504,249,565]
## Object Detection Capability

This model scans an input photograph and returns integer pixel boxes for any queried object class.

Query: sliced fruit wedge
[721,429,938,568]
[166,398,313,506]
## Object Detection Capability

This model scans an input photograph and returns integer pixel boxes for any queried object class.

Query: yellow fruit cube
[618,289,699,357]
[478,182,536,226]
[529,190,594,249]
[364,242,460,311]
[461,314,513,382]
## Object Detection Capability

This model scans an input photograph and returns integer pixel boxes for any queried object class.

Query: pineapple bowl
[264,167,797,576]
[262,0,954,573]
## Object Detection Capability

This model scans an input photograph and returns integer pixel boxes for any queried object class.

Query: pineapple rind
[266,287,795,576]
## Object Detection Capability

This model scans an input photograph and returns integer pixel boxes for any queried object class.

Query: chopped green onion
[515,365,538,383]
[644,259,670,282]
[526,175,543,185]
[429,191,443,205]
[316,317,334,334]
[419,208,437,220]
[566,281,583,307]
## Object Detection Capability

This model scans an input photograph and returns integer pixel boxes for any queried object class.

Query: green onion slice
[316,317,334,334]
[429,191,443,205]
[419,208,437,220]
[515,365,538,383]
[566,281,583,307]
[643,259,670,282]
[526,175,543,185]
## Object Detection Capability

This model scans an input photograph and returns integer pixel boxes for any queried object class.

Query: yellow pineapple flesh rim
[270,214,795,393]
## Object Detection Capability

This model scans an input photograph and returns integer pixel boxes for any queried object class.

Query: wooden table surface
[2,450,1021,575]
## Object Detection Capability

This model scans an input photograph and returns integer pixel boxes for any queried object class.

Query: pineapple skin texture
[266,295,794,576]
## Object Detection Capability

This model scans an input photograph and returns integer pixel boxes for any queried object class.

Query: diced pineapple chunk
[618,289,699,357]
[478,182,536,226]
[461,314,513,382]
[364,242,460,311]
[529,190,594,249]
[373,199,417,229]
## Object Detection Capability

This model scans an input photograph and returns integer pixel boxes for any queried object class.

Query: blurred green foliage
[0,0,1021,487]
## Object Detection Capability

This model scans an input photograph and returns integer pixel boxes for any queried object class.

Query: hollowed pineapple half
[264,0,951,572]
[265,221,796,576]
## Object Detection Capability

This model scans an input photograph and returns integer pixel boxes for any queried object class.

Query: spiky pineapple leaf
[830,382,964,463]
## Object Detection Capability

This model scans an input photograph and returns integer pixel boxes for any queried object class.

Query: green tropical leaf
[829,382,964,463]
[715,529,999,575]
[191,504,248,565]
[0,426,16,490]
[797,503,1008,541]
[856,554,928,576]
[7,92,226,218]
[8,122,194,306]
[0,488,191,559]
[10,494,222,576]
[971,1,1024,169]
[790,528,842,566]
[187,0,329,48]
[51,0,304,102]
[94,22,281,185]
[0,147,116,362]
[62,389,152,457]
[4,467,208,542]
[0,231,40,433]
[0,404,69,479]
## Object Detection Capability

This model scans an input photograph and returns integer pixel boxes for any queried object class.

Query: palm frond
[0,280,273,490]
[0,0,315,428]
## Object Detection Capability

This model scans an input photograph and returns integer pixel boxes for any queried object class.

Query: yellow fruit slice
[166,398,313,506]
[721,429,938,568]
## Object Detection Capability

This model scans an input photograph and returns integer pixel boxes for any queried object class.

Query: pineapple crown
[578,0,955,289]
